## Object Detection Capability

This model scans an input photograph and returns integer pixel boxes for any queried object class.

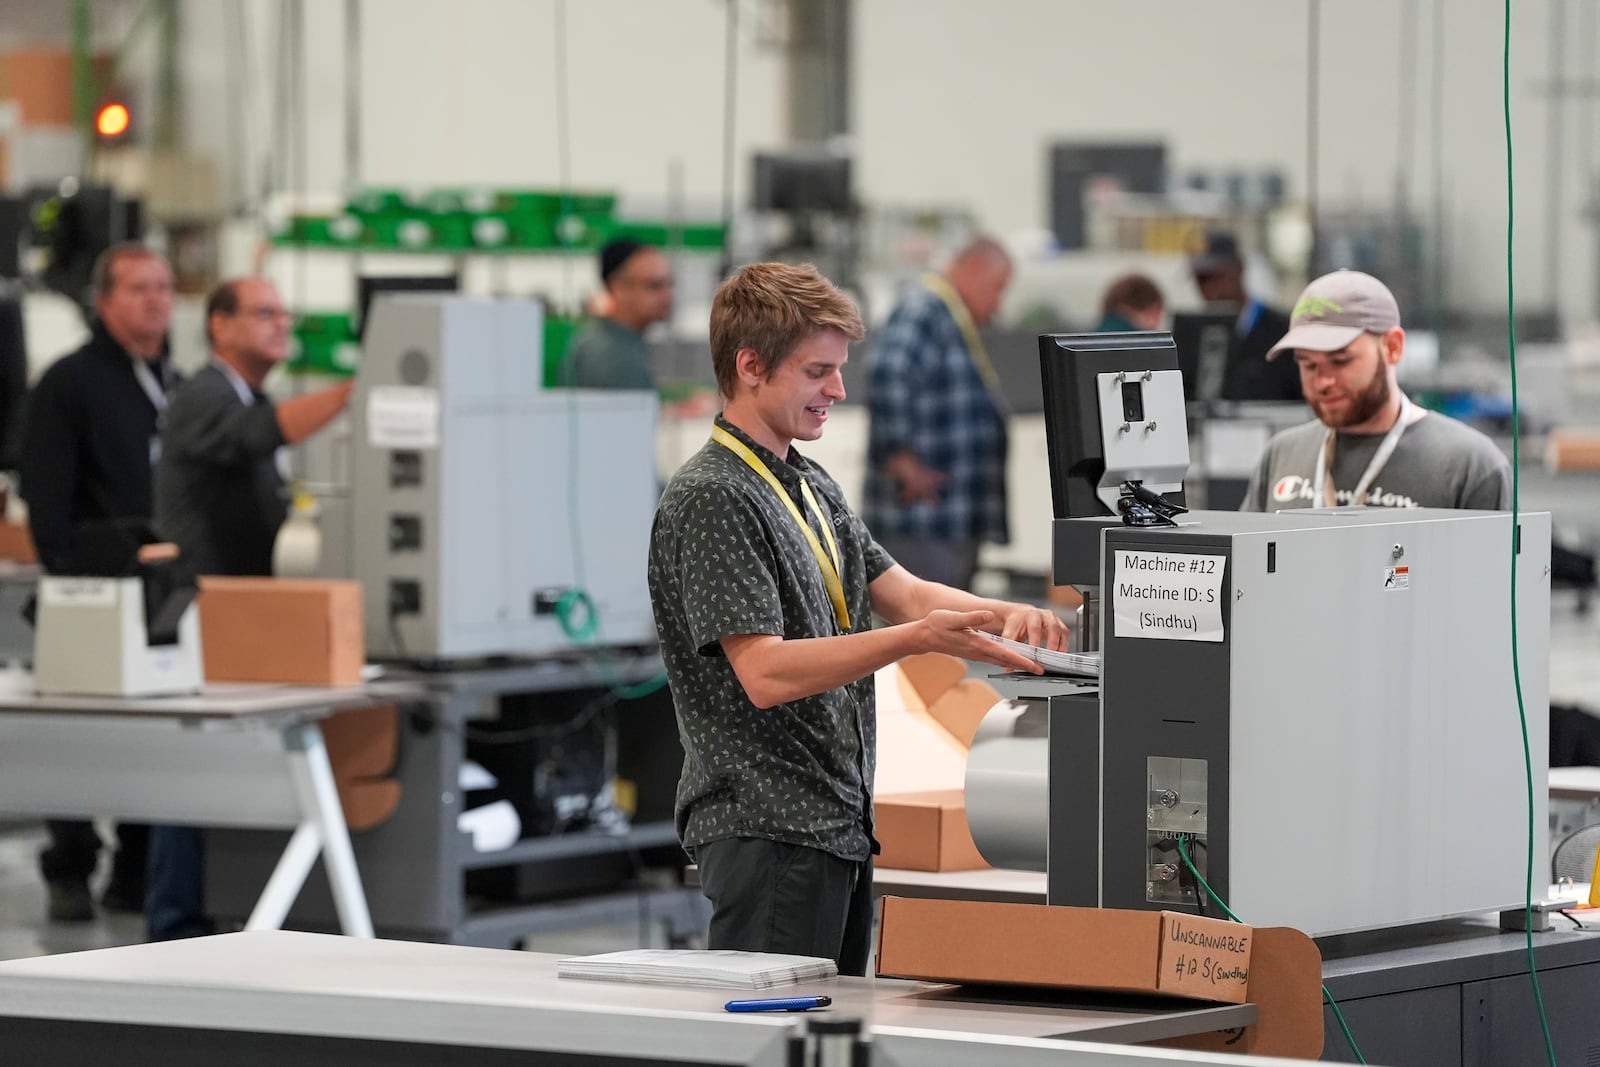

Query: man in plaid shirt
[863,237,1013,590]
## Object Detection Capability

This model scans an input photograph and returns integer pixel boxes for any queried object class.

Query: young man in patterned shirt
[648,262,1067,974]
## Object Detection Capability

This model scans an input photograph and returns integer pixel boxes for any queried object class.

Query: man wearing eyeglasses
[155,277,352,578]
[148,276,352,942]
[564,239,674,391]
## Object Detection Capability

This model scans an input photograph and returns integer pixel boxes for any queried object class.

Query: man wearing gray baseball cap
[1240,269,1510,512]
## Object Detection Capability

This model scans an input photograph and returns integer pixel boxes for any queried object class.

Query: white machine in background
[350,294,657,662]
[33,573,203,697]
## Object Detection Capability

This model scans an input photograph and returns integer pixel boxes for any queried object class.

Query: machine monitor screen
[357,273,460,341]
[1170,310,1237,403]
[751,152,853,214]
[1038,331,1186,519]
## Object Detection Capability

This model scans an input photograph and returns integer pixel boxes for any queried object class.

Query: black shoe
[47,881,94,923]
[99,878,144,914]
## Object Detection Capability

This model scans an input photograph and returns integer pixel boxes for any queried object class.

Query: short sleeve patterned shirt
[648,415,896,862]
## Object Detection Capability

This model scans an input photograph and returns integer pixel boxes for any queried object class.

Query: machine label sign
[367,386,441,450]
[1111,551,1225,643]
[1384,566,1410,591]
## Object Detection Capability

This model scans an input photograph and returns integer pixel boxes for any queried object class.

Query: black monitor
[1039,331,1185,520]
[751,153,853,214]
[1170,310,1237,403]
[356,273,459,341]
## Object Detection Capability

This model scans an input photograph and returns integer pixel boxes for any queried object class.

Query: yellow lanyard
[922,272,1007,412]
[712,425,851,631]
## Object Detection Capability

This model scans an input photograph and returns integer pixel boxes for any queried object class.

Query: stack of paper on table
[556,949,837,989]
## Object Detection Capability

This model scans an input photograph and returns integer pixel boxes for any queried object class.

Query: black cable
[386,612,409,662]
[440,690,620,747]
[1558,910,1584,930]
[719,0,738,278]
[1306,0,1321,266]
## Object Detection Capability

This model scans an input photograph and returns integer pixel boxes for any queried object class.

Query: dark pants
[146,825,209,941]
[876,534,981,592]
[39,819,148,890]
[696,837,875,976]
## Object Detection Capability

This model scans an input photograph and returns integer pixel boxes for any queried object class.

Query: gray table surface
[0,930,1256,1057]
[0,669,426,723]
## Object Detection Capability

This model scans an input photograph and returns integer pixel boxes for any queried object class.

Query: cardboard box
[896,652,967,710]
[198,577,364,686]
[0,521,37,564]
[874,790,988,872]
[925,679,1000,749]
[321,703,401,831]
[876,896,1252,1004]
[877,896,1324,1059]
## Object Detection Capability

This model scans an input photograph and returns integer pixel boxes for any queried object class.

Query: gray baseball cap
[1266,269,1402,359]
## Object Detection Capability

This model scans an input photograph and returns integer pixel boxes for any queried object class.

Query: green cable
[1502,4,1558,1063]
[1175,835,1366,1064]
[559,377,668,702]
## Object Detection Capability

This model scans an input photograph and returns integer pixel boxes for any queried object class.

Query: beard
[1308,358,1391,429]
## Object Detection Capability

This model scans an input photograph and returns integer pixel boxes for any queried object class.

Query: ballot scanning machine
[349,295,658,662]
[965,331,1549,937]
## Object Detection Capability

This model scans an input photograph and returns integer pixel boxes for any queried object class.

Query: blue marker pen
[724,995,832,1013]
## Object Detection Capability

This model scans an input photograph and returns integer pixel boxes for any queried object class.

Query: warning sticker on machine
[1111,551,1226,642]
[1383,566,1410,591]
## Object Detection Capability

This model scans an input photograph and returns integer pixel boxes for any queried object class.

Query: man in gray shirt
[1241,269,1510,512]
[563,239,674,390]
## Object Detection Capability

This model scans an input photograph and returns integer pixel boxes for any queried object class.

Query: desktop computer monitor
[1170,310,1237,403]
[357,273,460,342]
[1039,331,1188,519]
[751,153,853,214]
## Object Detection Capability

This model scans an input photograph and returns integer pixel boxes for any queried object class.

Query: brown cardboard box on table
[0,521,37,564]
[197,577,364,686]
[876,896,1324,1059]
[873,790,988,872]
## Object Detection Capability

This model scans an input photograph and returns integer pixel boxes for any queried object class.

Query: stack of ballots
[557,949,837,989]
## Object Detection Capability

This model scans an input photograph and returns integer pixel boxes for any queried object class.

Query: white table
[0,671,424,937]
[0,931,1273,1066]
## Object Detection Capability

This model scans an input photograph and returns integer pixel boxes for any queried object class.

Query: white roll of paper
[963,699,1050,872]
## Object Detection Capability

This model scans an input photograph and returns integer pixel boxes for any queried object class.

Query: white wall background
[36,0,1598,327]
[853,0,1596,320]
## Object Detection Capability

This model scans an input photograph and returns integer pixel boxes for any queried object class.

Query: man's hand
[917,609,1044,674]
[885,451,945,505]
[996,603,1070,651]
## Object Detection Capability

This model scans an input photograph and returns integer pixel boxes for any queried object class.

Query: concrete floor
[0,589,1597,965]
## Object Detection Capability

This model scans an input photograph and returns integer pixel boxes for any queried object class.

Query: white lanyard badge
[132,358,167,413]
[1312,395,1412,508]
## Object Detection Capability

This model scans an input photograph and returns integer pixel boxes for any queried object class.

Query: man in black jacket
[16,242,177,923]
[147,275,351,940]
[1190,231,1303,403]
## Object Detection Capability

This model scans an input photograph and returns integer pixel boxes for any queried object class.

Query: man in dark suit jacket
[147,276,352,940]
[1190,232,1303,403]
[16,243,178,924]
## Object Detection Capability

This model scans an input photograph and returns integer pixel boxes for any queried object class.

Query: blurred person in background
[1095,273,1165,333]
[863,236,1014,591]
[16,242,177,924]
[1190,231,1301,401]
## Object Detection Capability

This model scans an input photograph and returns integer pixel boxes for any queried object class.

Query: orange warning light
[95,103,130,139]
